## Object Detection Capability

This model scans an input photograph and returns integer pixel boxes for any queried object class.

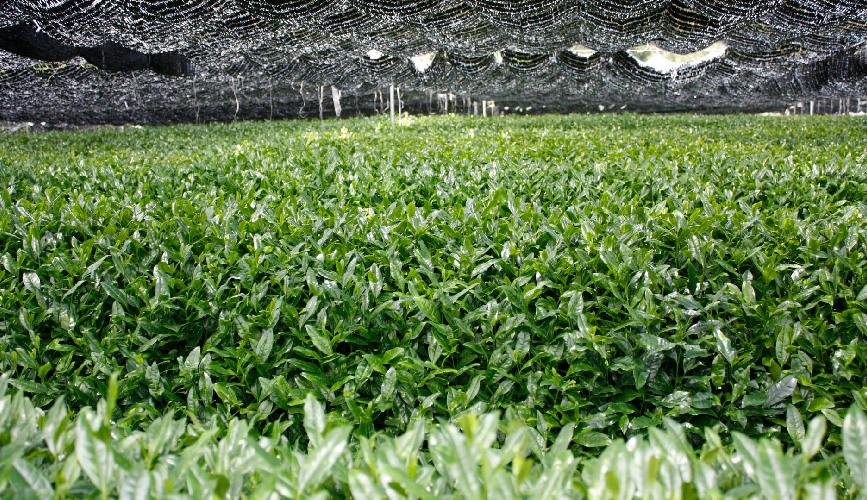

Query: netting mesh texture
[1,0,866,125]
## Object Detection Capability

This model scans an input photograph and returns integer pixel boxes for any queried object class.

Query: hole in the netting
[411,52,434,72]
[366,49,384,60]
[627,42,727,72]
[567,45,597,58]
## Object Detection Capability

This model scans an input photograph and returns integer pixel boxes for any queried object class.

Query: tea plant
[1,113,866,497]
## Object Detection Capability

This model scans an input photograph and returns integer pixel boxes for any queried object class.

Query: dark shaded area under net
[1,0,866,125]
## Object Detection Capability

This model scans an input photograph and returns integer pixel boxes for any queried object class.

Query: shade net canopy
[1,0,866,125]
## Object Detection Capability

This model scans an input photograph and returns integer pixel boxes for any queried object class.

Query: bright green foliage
[2,380,866,499]
[1,114,867,496]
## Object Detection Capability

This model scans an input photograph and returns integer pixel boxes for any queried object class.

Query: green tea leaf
[733,433,758,477]
[304,393,326,445]
[380,367,397,403]
[153,265,171,299]
[305,324,333,356]
[1,253,17,274]
[714,329,735,364]
[412,295,441,324]
[576,431,611,448]
[348,470,386,500]
[75,411,113,496]
[775,326,791,365]
[298,425,352,492]
[786,404,805,447]
[742,280,756,307]
[11,459,54,498]
[802,415,826,461]
[803,480,836,500]
[101,281,136,307]
[765,376,797,408]
[23,272,41,292]
[256,328,274,363]
[843,405,867,491]
[756,440,795,500]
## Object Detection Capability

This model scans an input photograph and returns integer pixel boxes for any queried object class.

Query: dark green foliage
[1,114,866,470]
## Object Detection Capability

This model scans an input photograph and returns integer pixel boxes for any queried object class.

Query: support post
[482,100,487,117]
[388,84,394,125]
[331,86,342,118]
[231,77,240,122]
[192,75,199,125]
[397,87,402,116]
[318,85,324,122]
[389,84,395,124]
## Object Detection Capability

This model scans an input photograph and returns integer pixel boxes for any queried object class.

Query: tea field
[2,114,867,498]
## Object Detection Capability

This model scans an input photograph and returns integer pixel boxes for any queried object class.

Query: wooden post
[810,100,814,115]
[482,100,487,117]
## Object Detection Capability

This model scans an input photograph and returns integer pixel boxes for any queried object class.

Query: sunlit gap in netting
[627,42,728,74]
[397,43,728,75]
